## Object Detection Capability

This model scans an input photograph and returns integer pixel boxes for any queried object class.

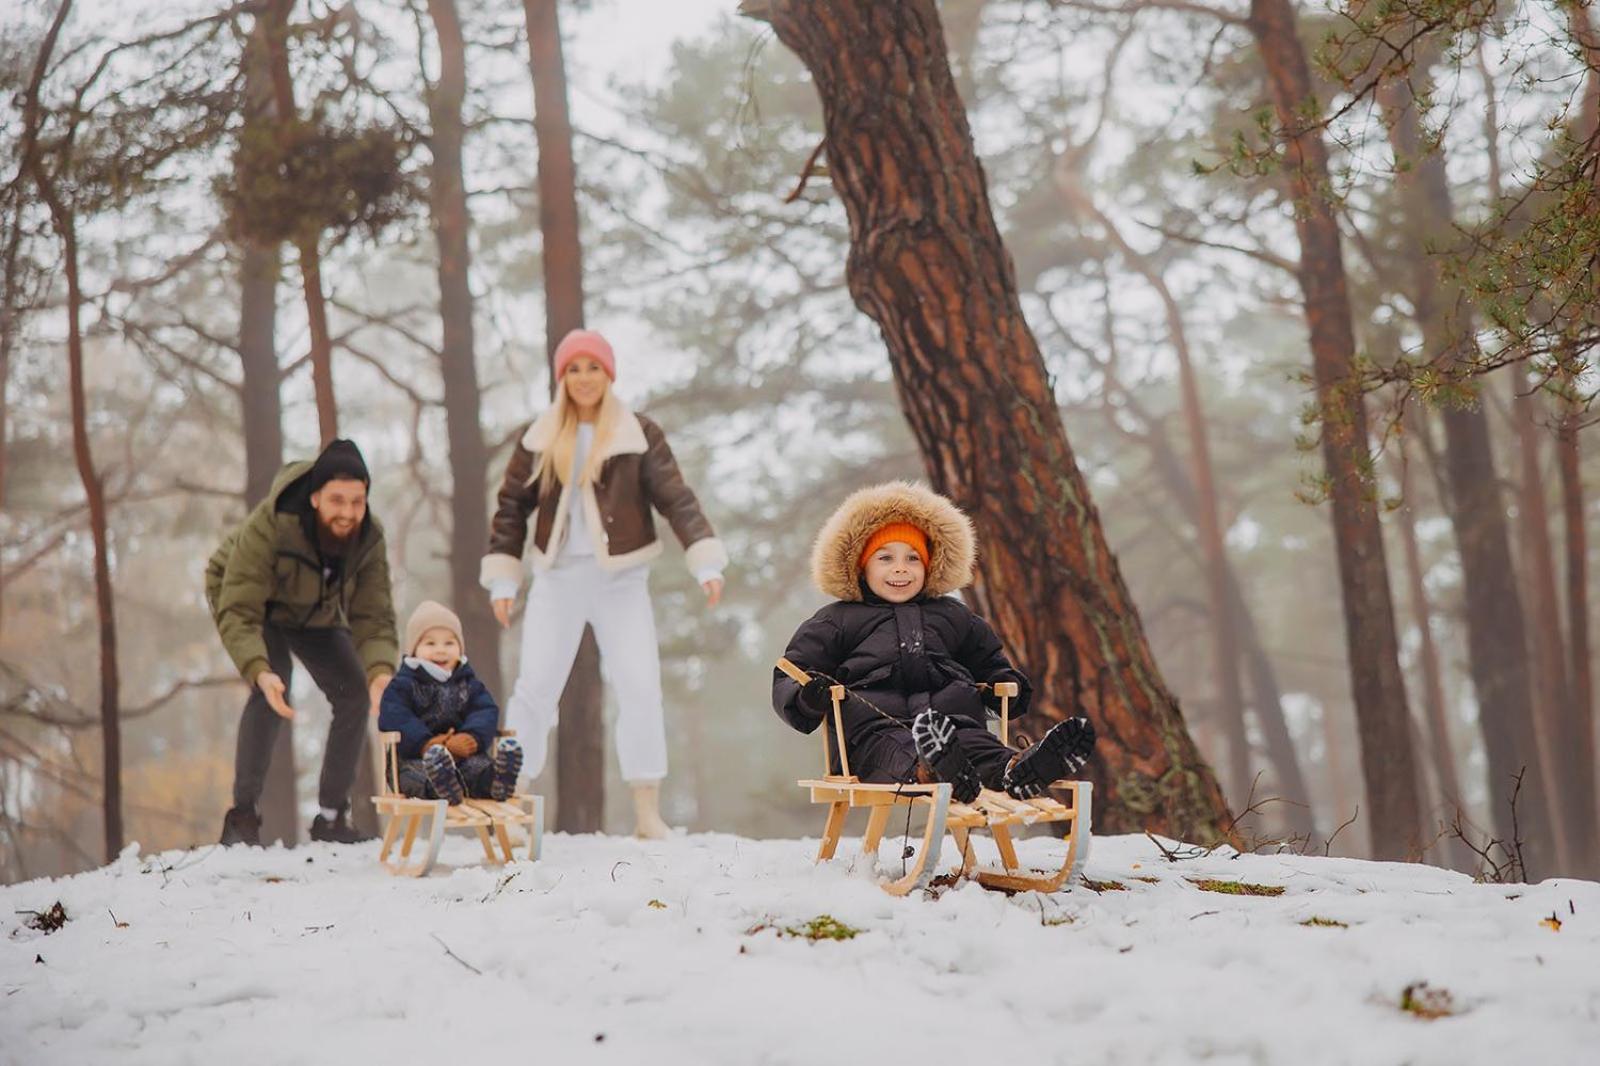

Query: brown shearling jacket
[480,401,726,589]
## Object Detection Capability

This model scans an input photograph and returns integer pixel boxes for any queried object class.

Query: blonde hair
[534,377,623,490]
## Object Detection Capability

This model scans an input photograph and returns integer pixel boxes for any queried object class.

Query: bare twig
[431,933,482,975]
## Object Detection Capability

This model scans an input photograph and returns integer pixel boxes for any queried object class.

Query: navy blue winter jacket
[378,659,499,759]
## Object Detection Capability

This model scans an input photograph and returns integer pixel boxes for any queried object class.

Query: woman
[481,329,725,838]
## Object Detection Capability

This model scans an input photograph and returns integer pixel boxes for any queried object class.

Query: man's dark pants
[233,624,368,813]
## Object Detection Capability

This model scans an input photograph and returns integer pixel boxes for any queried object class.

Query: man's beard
[316,515,359,551]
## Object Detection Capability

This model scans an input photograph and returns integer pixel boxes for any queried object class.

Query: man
[205,439,397,845]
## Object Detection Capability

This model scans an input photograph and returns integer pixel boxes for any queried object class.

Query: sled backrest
[776,657,851,780]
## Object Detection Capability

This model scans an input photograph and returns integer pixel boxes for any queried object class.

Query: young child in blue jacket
[378,601,522,804]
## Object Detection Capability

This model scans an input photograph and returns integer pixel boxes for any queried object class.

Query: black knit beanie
[308,439,370,494]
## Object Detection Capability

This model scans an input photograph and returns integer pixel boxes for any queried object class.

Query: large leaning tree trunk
[1379,65,1556,873]
[237,11,297,847]
[1246,0,1423,859]
[425,0,501,698]
[524,0,604,832]
[745,0,1233,841]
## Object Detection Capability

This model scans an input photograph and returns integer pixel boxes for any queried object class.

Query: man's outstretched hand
[368,673,392,718]
[257,672,293,720]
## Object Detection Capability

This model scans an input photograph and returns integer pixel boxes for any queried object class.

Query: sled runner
[779,657,1092,896]
[372,730,544,877]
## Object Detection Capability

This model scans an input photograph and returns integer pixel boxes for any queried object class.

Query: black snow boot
[490,737,523,802]
[309,808,376,844]
[422,745,465,805]
[1003,716,1096,799]
[911,709,982,804]
[220,806,262,847]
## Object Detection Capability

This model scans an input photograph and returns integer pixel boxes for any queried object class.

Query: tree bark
[524,0,604,831]
[238,11,297,848]
[426,0,501,698]
[260,0,338,445]
[1510,375,1588,871]
[1379,71,1555,871]
[1247,0,1423,858]
[1557,388,1598,875]
[61,208,121,863]
[751,0,1233,841]
[1392,428,1473,870]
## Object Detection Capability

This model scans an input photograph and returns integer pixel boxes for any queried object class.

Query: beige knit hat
[404,600,464,657]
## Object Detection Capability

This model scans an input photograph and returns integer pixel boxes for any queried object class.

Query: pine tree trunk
[67,220,120,863]
[1380,73,1555,871]
[1511,377,1584,870]
[1393,431,1473,870]
[1558,389,1598,875]
[426,0,500,699]
[239,14,297,848]
[261,0,337,445]
[749,0,1232,841]
[524,0,604,831]
[1247,0,1423,858]
[240,242,299,845]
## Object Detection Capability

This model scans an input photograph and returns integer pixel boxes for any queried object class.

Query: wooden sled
[781,657,1092,895]
[372,730,544,877]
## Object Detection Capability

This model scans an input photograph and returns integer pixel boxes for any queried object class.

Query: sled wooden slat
[371,732,545,877]
[784,658,1093,895]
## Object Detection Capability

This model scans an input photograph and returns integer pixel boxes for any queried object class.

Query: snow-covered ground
[3,829,1597,1064]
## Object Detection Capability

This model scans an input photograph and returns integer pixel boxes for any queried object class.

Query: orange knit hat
[858,522,931,571]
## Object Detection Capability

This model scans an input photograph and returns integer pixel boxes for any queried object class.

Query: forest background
[4,0,1598,885]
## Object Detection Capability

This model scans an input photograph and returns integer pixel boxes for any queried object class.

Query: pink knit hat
[553,329,616,381]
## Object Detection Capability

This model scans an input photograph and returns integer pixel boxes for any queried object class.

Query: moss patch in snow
[1399,982,1456,1020]
[1189,879,1285,897]
[748,914,863,942]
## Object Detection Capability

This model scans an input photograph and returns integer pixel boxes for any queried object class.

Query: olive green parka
[204,461,398,684]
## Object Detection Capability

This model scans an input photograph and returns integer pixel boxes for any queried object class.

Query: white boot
[631,782,672,840]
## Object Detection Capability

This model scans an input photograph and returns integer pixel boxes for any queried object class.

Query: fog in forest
[4,0,1598,885]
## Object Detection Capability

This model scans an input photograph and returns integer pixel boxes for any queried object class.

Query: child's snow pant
[848,718,1015,791]
[503,556,668,783]
[397,752,497,800]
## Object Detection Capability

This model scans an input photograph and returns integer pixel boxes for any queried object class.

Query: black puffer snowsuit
[772,586,1032,785]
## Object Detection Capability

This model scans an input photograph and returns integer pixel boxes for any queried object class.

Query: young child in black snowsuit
[378,601,522,804]
[772,482,1094,803]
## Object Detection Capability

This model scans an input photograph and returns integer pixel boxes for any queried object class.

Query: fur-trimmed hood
[810,481,976,602]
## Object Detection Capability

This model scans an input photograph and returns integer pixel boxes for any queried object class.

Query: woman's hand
[701,577,724,608]
[492,598,514,629]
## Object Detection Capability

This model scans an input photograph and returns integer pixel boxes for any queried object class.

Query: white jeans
[504,556,668,783]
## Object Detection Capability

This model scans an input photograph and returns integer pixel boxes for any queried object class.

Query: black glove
[797,675,841,718]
